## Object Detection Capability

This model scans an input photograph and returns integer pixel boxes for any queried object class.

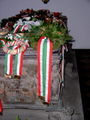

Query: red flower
[45,17,52,23]
[53,12,61,17]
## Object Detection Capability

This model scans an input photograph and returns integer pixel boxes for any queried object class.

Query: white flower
[13,19,23,28]
[24,20,41,26]
[17,19,23,25]
[5,34,13,40]
[34,21,41,26]
[23,17,30,21]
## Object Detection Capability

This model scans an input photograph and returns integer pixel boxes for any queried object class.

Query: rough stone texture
[0,48,84,120]
[48,107,73,120]
[0,48,60,105]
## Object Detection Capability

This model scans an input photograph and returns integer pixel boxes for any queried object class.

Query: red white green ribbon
[13,33,24,41]
[37,36,53,104]
[19,25,28,32]
[13,25,21,33]
[4,52,24,76]
[13,24,28,33]
[14,52,24,76]
[3,39,29,55]
[4,53,13,75]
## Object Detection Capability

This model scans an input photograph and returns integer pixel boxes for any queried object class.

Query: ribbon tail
[37,36,53,104]
[0,99,3,115]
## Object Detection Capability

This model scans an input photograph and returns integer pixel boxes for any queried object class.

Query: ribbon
[14,52,24,76]
[59,45,68,88]
[13,25,21,33]
[13,24,28,33]
[0,99,3,114]
[4,53,13,75]
[37,36,53,104]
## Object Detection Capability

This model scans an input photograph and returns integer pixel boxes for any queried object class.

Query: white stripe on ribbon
[7,54,10,74]
[13,25,20,33]
[21,25,27,31]
[16,53,21,75]
[45,39,50,102]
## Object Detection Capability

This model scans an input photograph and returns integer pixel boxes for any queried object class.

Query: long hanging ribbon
[59,45,68,86]
[4,53,13,75]
[14,52,24,76]
[37,36,53,104]
[0,99,3,114]
[4,51,24,76]
[4,42,20,75]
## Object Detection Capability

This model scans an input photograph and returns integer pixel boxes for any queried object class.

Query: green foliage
[0,41,3,48]
[26,22,72,49]
[0,9,73,49]
[16,115,21,120]
[0,37,13,48]
[0,20,72,50]
[15,115,28,120]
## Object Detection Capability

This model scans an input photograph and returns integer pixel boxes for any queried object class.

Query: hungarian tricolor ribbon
[37,36,53,104]
[13,24,28,33]
[13,25,21,33]
[14,52,24,76]
[4,44,24,76]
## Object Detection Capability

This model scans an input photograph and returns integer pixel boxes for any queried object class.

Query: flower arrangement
[27,21,72,49]
[0,9,73,49]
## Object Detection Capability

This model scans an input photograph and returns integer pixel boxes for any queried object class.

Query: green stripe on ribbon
[42,38,48,97]
[4,54,8,74]
[14,54,18,75]
[19,26,23,31]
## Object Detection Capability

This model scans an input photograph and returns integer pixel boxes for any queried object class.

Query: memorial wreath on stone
[0,9,72,105]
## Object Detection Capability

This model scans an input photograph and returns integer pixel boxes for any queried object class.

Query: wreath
[25,22,72,49]
[0,9,73,50]
[3,40,29,55]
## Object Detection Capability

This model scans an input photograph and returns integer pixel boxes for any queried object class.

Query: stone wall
[0,48,84,120]
[0,48,60,105]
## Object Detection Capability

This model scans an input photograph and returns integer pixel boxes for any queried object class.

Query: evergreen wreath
[26,21,72,49]
[0,9,73,50]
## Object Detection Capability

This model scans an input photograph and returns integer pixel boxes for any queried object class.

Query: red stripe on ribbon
[37,36,53,104]
[47,39,53,103]
[0,39,6,45]
[21,25,28,31]
[19,52,24,76]
[0,99,3,113]
[10,54,13,75]
[14,25,21,33]
[37,36,46,96]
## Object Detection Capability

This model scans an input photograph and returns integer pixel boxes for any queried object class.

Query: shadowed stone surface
[0,48,84,120]
[0,48,60,105]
